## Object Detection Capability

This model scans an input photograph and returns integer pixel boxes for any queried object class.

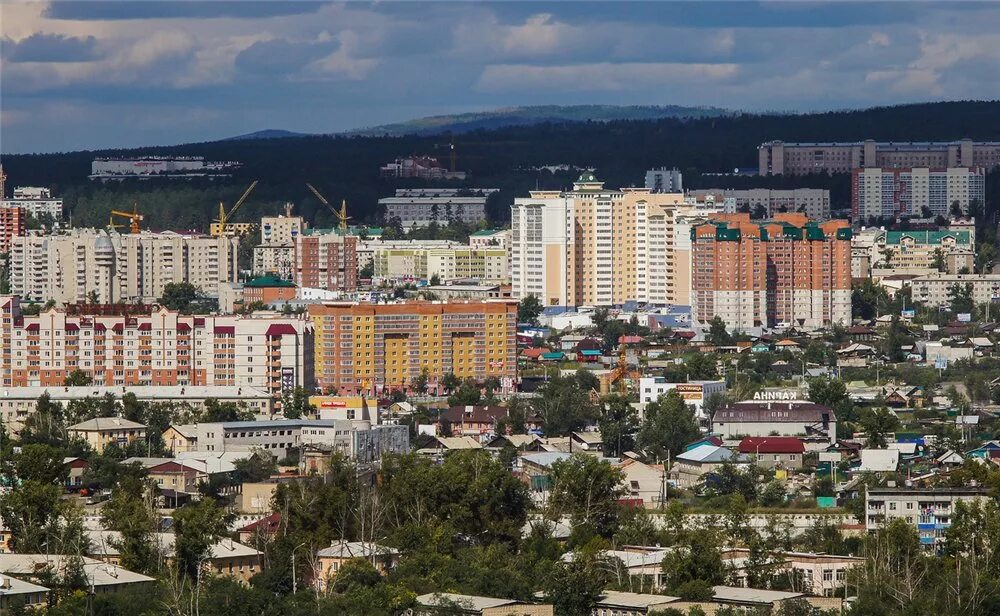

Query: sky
[2,1,999,153]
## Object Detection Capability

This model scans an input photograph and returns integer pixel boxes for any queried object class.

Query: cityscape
[1,2,1000,616]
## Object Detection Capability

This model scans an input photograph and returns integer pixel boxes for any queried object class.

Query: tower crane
[109,202,144,234]
[213,180,258,236]
[306,183,352,231]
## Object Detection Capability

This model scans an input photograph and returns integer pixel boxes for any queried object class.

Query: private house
[162,424,198,454]
[856,449,900,473]
[237,513,281,545]
[738,437,805,469]
[64,457,88,490]
[87,531,261,583]
[617,459,666,505]
[436,406,543,438]
[314,541,399,592]
[69,417,147,453]
[673,445,747,487]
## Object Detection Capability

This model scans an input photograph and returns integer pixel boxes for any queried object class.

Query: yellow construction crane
[306,183,352,231]
[109,202,144,234]
[213,180,258,236]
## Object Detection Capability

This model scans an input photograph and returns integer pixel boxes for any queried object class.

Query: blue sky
[2,1,999,153]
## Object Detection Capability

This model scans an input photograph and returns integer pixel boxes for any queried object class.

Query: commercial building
[865,487,989,550]
[193,418,409,462]
[687,188,831,220]
[293,230,358,292]
[758,139,1000,175]
[638,378,726,419]
[373,246,508,283]
[712,400,837,444]
[10,229,238,305]
[309,300,516,395]
[378,188,494,228]
[690,213,852,329]
[909,273,1000,308]
[510,174,688,307]
[645,167,683,193]
[0,299,313,400]
[0,186,63,219]
[852,167,986,220]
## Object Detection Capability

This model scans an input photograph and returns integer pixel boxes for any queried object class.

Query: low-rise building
[910,273,1000,308]
[865,487,989,550]
[87,530,262,582]
[592,590,680,616]
[415,593,553,616]
[737,437,805,469]
[712,401,837,445]
[673,444,748,487]
[242,275,296,306]
[638,378,726,418]
[69,417,147,453]
[0,573,49,610]
[314,541,399,592]
[0,554,154,595]
[722,549,862,597]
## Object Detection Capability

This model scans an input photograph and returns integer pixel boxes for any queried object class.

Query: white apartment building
[260,214,305,245]
[510,192,574,306]
[688,188,831,220]
[865,487,988,550]
[379,188,495,228]
[853,167,986,220]
[10,230,238,305]
[909,273,1000,308]
[468,229,510,251]
[356,239,462,270]
[1,187,63,219]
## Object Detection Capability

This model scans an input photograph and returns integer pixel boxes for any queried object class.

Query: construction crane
[306,183,352,231]
[434,138,457,173]
[109,202,144,234]
[213,180,258,236]
[605,343,641,394]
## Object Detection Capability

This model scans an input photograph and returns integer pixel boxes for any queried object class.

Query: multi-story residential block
[309,300,516,395]
[865,487,988,550]
[645,167,683,193]
[356,239,462,271]
[510,174,687,307]
[852,167,986,220]
[0,298,313,400]
[687,188,831,220]
[759,139,1000,175]
[260,214,306,245]
[862,228,975,275]
[10,230,238,305]
[0,206,25,254]
[378,188,495,228]
[0,186,63,219]
[252,245,295,281]
[909,273,1000,308]
[242,275,297,306]
[373,247,508,283]
[293,230,358,292]
[468,229,510,251]
[690,213,852,329]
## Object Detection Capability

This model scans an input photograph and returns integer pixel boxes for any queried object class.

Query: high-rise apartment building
[852,167,985,221]
[252,213,306,281]
[510,174,687,307]
[687,188,831,220]
[1,186,63,219]
[690,213,852,329]
[0,207,25,254]
[378,188,494,228]
[293,230,358,292]
[645,167,683,193]
[10,230,238,305]
[309,301,516,394]
[759,139,1000,175]
[0,298,313,398]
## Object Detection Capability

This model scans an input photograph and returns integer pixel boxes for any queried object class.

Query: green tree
[543,550,607,616]
[599,394,639,458]
[860,407,900,449]
[808,378,848,407]
[173,497,233,578]
[100,471,160,574]
[685,353,718,380]
[63,369,93,386]
[429,273,441,286]
[548,454,626,538]
[636,391,700,463]
[517,295,543,325]
[706,316,733,346]
[281,386,314,419]
[947,282,975,314]
[535,374,599,436]
[661,529,726,597]
[158,281,200,312]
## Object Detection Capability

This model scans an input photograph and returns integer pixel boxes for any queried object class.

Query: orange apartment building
[0,206,25,254]
[0,298,313,399]
[294,230,358,292]
[310,300,517,395]
[690,213,851,329]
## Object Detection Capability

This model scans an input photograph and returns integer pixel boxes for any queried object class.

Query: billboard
[818,452,841,463]
[901,309,916,318]
[673,383,705,400]
[958,313,972,323]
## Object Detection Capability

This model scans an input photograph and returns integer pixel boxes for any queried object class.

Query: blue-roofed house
[674,444,749,487]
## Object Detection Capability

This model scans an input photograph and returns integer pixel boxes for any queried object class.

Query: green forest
[3,101,1000,233]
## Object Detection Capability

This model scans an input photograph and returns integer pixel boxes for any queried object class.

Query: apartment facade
[373,247,508,283]
[690,213,852,329]
[852,167,986,221]
[378,188,493,228]
[1,186,63,218]
[864,229,975,275]
[687,188,831,220]
[909,273,1000,308]
[510,175,686,307]
[0,298,313,400]
[865,487,988,550]
[759,139,1000,175]
[10,230,238,305]
[293,230,358,292]
[309,300,516,394]
[0,207,25,254]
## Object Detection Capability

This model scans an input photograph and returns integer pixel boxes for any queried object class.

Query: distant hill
[224,129,307,141]
[344,104,732,137]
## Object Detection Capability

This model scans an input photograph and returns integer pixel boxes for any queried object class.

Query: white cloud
[475,62,739,93]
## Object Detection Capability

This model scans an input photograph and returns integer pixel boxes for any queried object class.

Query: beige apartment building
[759,138,1000,175]
[510,174,686,307]
[687,188,831,220]
[252,213,306,280]
[373,247,508,283]
[10,230,238,305]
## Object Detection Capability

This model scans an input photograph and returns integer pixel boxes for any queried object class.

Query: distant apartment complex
[687,188,831,220]
[10,230,238,305]
[373,247,509,283]
[89,156,240,181]
[690,213,852,329]
[510,174,693,307]
[853,225,975,277]
[645,167,683,193]
[0,299,312,398]
[909,273,1000,308]
[379,156,467,180]
[0,186,63,219]
[293,230,358,293]
[759,139,1000,175]
[852,167,985,220]
[379,188,494,228]
[866,487,988,550]
[252,213,306,281]
[309,301,516,395]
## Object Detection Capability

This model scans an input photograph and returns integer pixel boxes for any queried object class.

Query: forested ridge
[2,101,1000,232]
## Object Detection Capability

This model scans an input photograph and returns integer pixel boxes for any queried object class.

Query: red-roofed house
[521,347,550,361]
[738,437,805,469]
[238,512,282,544]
